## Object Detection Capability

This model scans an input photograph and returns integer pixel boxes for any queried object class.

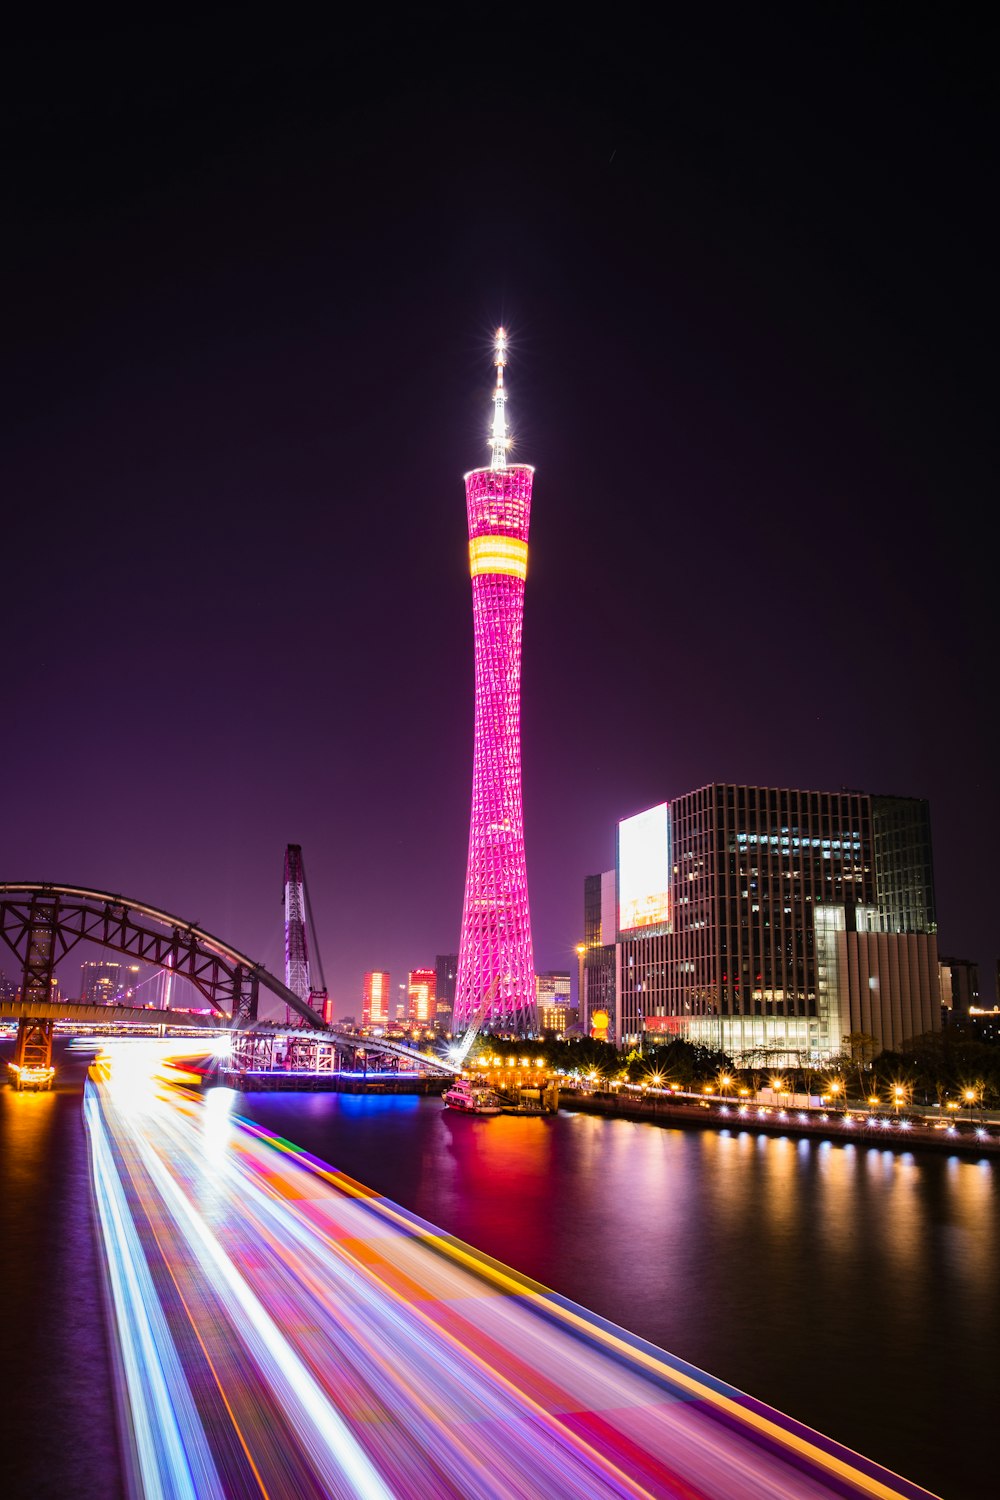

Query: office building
[582,871,617,1041]
[80,959,139,1005]
[436,953,457,1006]
[591,784,940,1061]
[407,968,436,1025]
[361,970,391,1029]
[536,970,574,1033]
[939,955,980,1016]
[435,954,457,1020]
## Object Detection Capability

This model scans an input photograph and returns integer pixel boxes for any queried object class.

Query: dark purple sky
[3,13,995,1014]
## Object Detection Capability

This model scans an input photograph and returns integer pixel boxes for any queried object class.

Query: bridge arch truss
[0,883,459,1080]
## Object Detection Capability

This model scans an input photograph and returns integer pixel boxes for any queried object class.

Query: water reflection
[0,1087,57,1190]
[0,1041,124,1499]
[239,1093,999,1498]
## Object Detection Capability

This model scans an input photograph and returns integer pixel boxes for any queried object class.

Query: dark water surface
[0,1040,124,1500]
[241,1090,997,1500]
[2,1042,994,1500]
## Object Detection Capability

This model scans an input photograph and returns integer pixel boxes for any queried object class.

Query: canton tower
[454,328,536,1034]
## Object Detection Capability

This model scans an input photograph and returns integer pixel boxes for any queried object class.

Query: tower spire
[489,327,508,470]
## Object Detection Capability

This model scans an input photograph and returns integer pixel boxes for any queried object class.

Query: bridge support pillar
[13,1018,55,1074]
[11,896,59,1084]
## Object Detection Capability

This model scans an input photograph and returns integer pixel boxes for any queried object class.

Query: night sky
[3,13,995,1015]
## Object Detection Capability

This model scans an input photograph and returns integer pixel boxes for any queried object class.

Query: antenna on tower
[489,326,508,471]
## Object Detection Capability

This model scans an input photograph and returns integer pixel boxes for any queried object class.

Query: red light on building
[362,971,390,1027]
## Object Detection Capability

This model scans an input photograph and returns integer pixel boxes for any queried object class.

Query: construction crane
[450,973,504,1068]
[282,845,331,1025]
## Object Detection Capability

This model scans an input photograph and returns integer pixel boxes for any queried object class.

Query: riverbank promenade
[560,1085,1000,1157]
[86,1041,939,1499]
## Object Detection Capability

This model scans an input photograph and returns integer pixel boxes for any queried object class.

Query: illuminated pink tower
[454,328,536,1034]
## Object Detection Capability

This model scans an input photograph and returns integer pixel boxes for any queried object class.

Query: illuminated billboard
[617,802,672,936]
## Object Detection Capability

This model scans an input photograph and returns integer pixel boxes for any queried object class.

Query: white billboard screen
[617,802,671,936]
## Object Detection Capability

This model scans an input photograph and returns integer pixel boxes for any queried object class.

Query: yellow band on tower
[469,535,528,580]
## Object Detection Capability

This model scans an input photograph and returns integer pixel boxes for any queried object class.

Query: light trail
[85,1043,940,1499]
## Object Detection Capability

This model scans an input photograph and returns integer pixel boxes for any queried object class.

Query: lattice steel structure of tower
[283,844,331,1025]
[454,329,536,1033]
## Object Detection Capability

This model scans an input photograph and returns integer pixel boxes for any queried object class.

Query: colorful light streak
[85,1043,938,1499]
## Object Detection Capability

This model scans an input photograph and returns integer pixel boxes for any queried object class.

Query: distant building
[582,871,617,1042]
[362,971,391,1028]
[80,960,139,1005]
[536,971,573,1033]
[964,1009,1000,1044]
[435,954,457,1013]
[408,968,436,1025]
[590,784,940,1061]
[939,955,980,1017]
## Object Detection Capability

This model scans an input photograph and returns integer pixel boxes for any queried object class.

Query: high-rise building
[582,871,617,1041]
[408,968,436,1025]
[939,955,980,1016]
[435,954,457,1010]
[599,784,939,1060]
[81,959,125,1005]
[454,329,535,1034]
[362,970,390,1029]
[536,971,573,1033]
[434,953,457,1024]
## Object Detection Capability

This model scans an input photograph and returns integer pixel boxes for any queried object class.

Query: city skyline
[3,15,994,1015]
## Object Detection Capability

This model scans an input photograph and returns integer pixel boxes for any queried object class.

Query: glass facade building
[610,784,937,1058]
[582,872,616,1040]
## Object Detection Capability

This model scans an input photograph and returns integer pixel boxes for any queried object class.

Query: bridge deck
[85,1047,937,1500]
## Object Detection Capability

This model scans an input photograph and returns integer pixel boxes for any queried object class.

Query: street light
[892,1084,907,1116]
[964,1086,979,1127]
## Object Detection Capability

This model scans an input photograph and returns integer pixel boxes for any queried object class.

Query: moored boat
[442,1078,503,1115]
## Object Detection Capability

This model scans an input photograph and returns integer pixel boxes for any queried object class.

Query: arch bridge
[0,883,457,1082]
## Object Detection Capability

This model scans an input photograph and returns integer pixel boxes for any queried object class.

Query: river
[0,1041,994,1498]
[239,1089,997,1500]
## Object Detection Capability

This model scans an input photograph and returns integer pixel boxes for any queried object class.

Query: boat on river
[442,1078,503,1115]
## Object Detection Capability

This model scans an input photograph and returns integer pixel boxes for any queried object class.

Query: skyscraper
[361,970,390,1028]
[80,960,141,1006]
[582,871,617,1039]
[454,329,535,1033]
[407,968,436,1025]
[603,782,939,1058]
[434,953,457,1015]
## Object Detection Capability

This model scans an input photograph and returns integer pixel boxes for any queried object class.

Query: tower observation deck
[454,329,535,1033]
